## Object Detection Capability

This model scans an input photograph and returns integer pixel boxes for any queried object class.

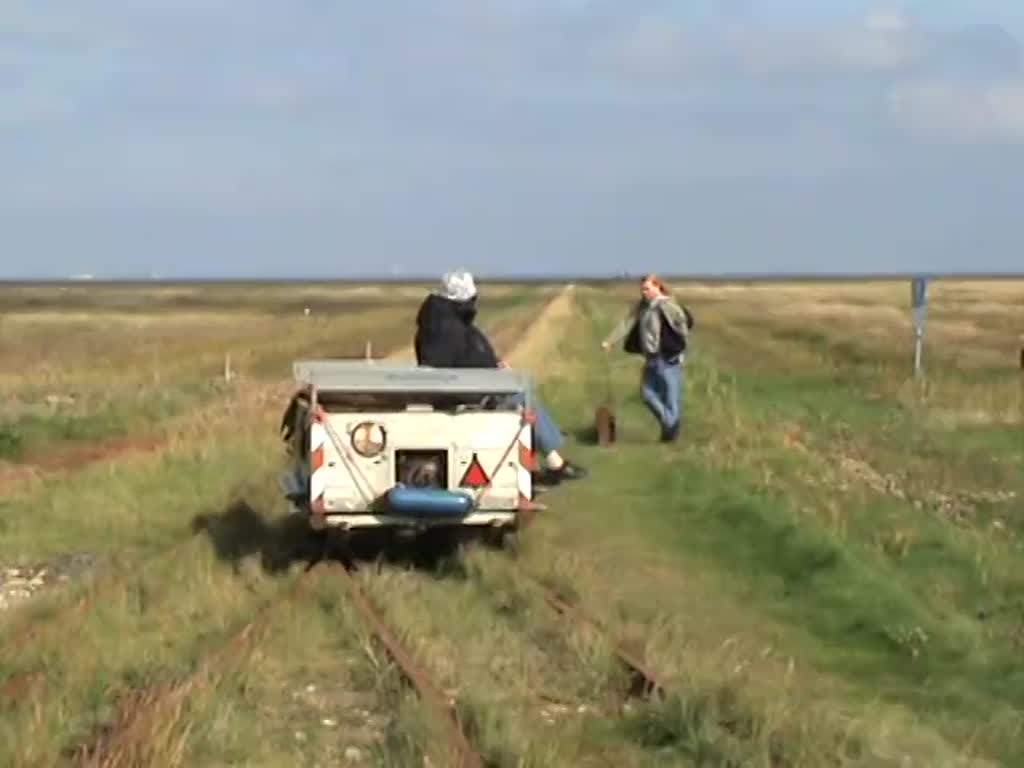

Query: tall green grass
[508,284,1022,765]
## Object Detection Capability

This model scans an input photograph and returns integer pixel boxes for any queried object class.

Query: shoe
[539,461,588,485]
[660,422,680,442]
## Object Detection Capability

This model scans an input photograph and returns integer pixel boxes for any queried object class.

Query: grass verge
[496,283,1021,765]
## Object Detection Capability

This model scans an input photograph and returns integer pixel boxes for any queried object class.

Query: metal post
[913,327,923,379]
[911,276,929,379]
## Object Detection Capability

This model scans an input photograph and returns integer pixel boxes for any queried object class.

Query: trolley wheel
[482,524,518,553]
[419,525,463,559]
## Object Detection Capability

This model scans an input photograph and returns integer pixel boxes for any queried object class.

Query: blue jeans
[641,357,682,431]
[507,394,563,455]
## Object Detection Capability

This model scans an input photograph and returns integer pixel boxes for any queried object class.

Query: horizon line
[2,270,1023,286]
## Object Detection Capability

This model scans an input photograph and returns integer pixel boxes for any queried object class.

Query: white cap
[437,270,477,302]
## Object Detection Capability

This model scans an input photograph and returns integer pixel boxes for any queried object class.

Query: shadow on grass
[190,500,319,575]
[191,499,505,578]
[573,423,601,446]
[571,422,663,447]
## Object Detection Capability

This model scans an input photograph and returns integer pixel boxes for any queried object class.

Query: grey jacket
[603,295,690,360]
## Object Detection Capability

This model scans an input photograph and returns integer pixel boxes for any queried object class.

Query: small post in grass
[911,276,929,379]
[224,353,233,383]
[365,340,373,361]
[595,404,616,446]
[595,352,617,446]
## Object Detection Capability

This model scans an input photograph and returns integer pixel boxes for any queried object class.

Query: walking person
[600,274,692,442]
[414,270,588,484]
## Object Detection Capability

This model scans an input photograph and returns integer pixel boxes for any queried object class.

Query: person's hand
[497,359,510,369]
[601,341,610,352]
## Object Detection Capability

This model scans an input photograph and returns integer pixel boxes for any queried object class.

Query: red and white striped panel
[517,412,535,510]
[309,410,327,514]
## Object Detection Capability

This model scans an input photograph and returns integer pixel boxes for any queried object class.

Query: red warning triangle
[459,453,490,488]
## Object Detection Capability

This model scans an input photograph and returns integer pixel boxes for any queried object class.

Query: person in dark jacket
[414,271,587,485]
[414,271,502,369]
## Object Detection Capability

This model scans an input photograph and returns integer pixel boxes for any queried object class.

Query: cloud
[599,15,694,77]
[0,86,72,127]
[889,80,1024,142]
[865,9,909,33]
[922,22,1022,80]
[878,17,1024,143]
[2,2,1024,277]
[721,9,926,75]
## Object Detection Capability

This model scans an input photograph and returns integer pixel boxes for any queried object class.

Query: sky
[2,1,1024,279]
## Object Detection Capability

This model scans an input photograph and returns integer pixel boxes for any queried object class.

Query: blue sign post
[911,276,929,378]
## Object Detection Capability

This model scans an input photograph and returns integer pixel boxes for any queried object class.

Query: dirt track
[505,284,575,368]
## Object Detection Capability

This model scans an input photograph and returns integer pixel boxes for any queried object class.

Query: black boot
[539,461,588,485]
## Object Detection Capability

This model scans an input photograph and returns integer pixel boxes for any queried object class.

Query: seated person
[414,270,587,485]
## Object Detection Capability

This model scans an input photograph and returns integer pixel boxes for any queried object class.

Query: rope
[577,290,617,409]
[315,406,379,504]
[472,411,533,507]
[602,349,617,408]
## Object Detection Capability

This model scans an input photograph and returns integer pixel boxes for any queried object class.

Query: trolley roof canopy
[293,359,531,395]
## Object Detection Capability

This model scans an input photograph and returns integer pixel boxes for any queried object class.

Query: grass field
[0,278,1021,766]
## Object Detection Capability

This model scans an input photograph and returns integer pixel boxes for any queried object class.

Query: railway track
[330,544,670,767]
[0,345,410,700]
[515,568,668,702]
[57,550,484,768]
[503,506,669,704]
[6,521,667,758]
[336,558,485,768]
[5,531,670,765]
[68,557,322,767]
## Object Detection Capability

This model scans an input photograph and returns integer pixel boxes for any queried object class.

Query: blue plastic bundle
[385,485,474,517]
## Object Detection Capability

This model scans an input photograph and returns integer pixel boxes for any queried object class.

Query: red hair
[642,273,669,295]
